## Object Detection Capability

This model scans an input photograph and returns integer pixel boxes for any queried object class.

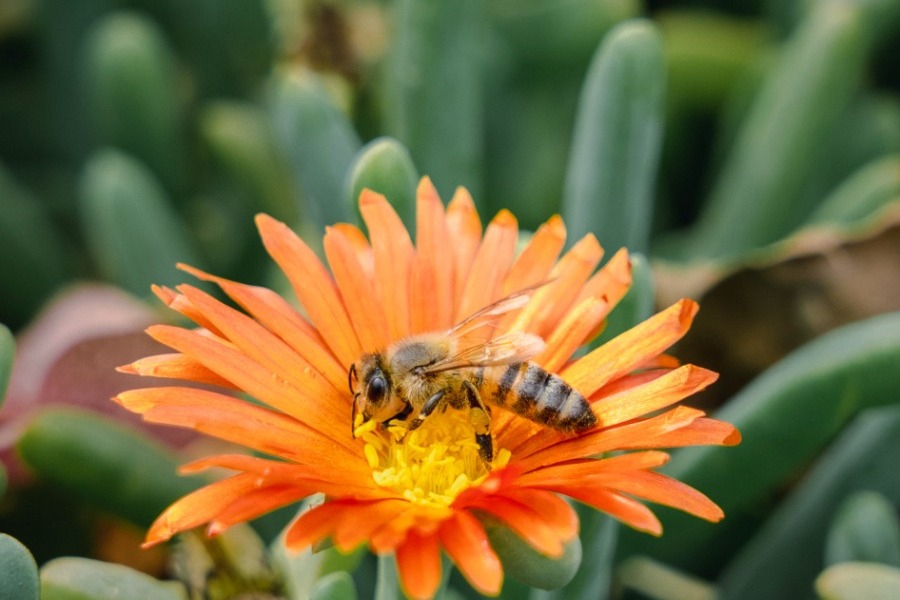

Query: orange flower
[116,178,740,599]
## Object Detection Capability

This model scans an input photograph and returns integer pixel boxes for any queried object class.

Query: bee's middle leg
[462,381,493,462]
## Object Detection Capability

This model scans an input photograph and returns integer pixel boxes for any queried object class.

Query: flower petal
[116,386,364,469]
[360,190,415,340]
[590,470,724,523]
[119,352,238,389]
[508,233,604,338]
[324,225,390,352]
[535,296,609,372]
[457,209,519,322]
[561,299,699,397]
[177,263,347,392]
[554,485,662,535]
[592,364,718,427]
[515,406,706,470]
[145,473,287,546]
[504,214,566,294]
[460,494,567,558]
[575,247,632,309]
[396,529,443,600]
[412,177,455,332]
[445,187,483,318]
[256,214,361,367]
[145,323,349,444]
[439,511,502,596]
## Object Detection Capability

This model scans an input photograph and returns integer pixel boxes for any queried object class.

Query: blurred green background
[1,0,900,598]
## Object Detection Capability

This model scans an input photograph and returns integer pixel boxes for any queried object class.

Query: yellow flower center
[355,411,511,508]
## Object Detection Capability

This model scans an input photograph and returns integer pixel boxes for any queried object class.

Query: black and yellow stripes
[478,362,596,432]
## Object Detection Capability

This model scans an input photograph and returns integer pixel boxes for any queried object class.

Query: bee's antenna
[351,393,360,438]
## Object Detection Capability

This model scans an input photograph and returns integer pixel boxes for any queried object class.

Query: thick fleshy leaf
[617,556,717,600]
[382,0,484,200]
[0,164,71,326]
[815,562,900,600]
[79,149,202,296]
[40,557,187,600]
[825,491,900,567]
[268,70,361,228]
[0,323,13,409]
[484,518,582,590]
[716,406,900,600]
[346,137,419,233]
[809,154,900,228]
[16,408,201,528]
[82,12,185,194]
[0,533,39,600]
[619,312,900,573]
[687,2,876,259]
[199,101,299,223]
[562,19,665,255]
[311,572,357,600]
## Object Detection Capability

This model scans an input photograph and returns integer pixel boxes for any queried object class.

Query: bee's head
[349,354,404,435]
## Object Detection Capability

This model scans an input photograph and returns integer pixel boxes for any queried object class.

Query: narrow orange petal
[500,489,579,541]
[517,452,670,487]
[179,454,380,497]
[439,512,502,596]
[535,296,609,372]
[412,177,455,332]
[256,214,361,367]
[554,486,662,536]
[208,484,312,536]
[503,214,566,295]
[177,263,348,393]
[575,247,632,309]
[332,498,411,552]
[115,387,366,469]
[120,353,238,389]
[145,322,350,445]
[396,529,442,600]
[459,495,565,558]
[590,470,724,522]
[562,299,699,398]
[152,285,222,337]
[456,209,518,322]
[145,474,266,546]
[285,500,353,551]
[592,364,719,427]
[649,417,742,448]
[514,406,705,471]
[506,233,604,338]
[360,190,414,340]
[324,225,389,352]
[445,187,483,317]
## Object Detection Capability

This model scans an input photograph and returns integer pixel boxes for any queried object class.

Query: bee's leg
[462,381,493,462]
[408,390,447,431]
[381,403,413,429]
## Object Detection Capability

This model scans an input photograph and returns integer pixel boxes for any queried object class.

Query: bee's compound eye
[367,375,387,404]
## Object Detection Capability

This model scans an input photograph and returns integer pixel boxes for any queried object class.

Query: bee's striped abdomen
[480,362,596,432]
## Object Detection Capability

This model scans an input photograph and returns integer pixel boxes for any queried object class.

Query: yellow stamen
[360,410,508,508]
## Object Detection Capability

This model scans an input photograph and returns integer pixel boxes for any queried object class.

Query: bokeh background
[1,0,900,598]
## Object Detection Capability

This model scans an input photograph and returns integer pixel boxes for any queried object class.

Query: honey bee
[349,289,597,462]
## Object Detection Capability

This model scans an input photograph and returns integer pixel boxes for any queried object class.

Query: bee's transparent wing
[422,331,545,373]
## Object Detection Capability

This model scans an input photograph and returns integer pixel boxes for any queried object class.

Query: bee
[349,289,597,462]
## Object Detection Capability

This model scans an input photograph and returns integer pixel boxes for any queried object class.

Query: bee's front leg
[408,390,447,431]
